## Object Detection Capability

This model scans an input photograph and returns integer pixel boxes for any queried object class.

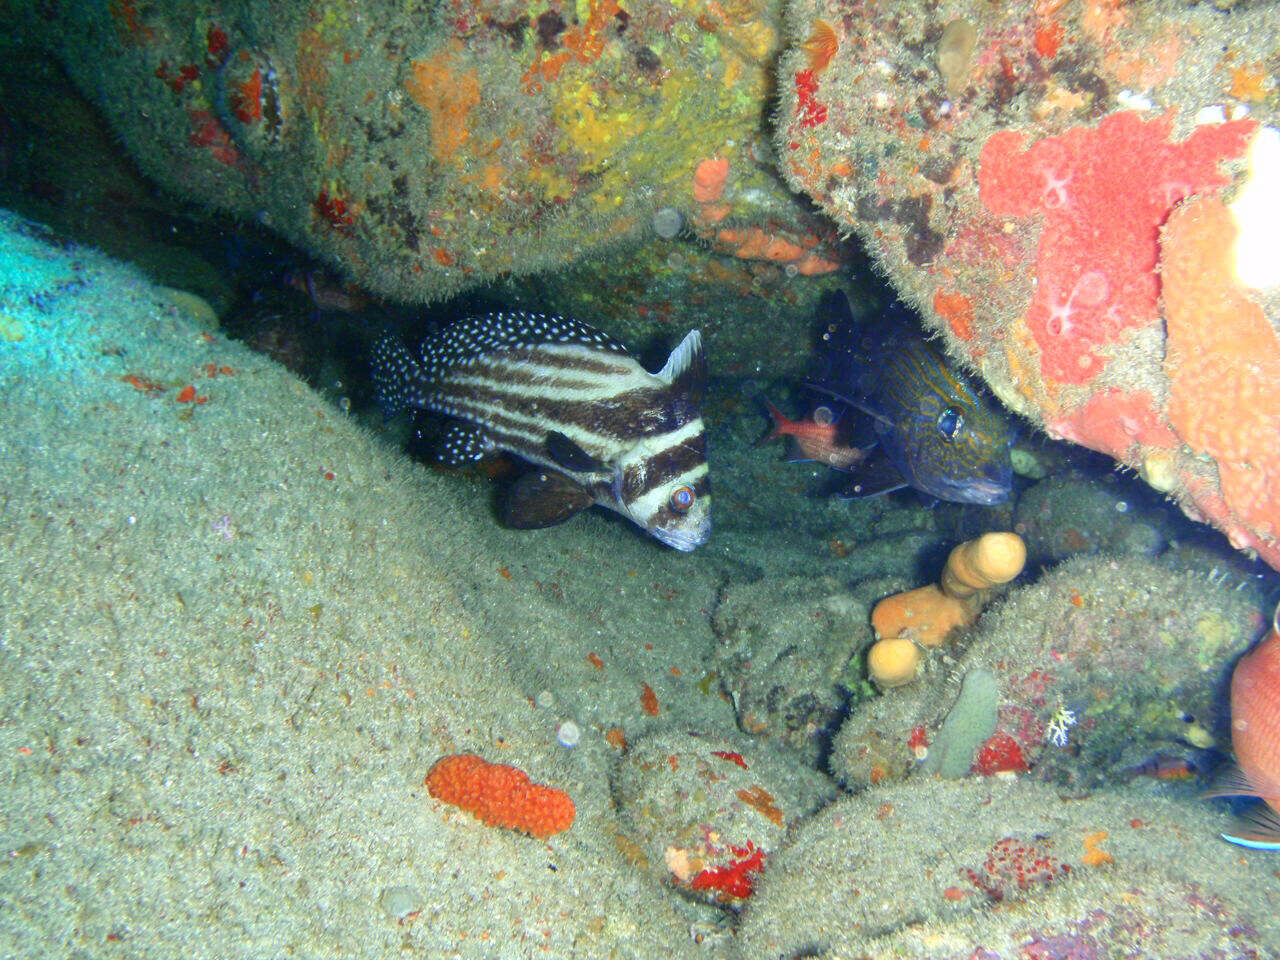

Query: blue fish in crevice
[807,295,1014,506]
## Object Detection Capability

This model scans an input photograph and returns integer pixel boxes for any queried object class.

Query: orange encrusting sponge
[1161,195,1280,542]
[426,754,576,839]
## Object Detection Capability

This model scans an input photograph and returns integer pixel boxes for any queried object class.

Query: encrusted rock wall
[775,0,1280,569]
[40,2,848,333]
[26,0,1280,568]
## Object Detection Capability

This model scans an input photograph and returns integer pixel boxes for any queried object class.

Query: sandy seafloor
[1,209,1278,960]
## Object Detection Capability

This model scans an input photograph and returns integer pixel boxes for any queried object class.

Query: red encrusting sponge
[425,754,576,839]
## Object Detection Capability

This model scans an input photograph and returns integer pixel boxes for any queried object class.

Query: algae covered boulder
[737,777,1279,959]
[831,554,1268,791]
[34,0,849,377]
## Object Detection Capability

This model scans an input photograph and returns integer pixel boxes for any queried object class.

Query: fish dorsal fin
[805,382,896,430]
[418,312,629,377]
[658,329,706,408]
[658,329,703,382]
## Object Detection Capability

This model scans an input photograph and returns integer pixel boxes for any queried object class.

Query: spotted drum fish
[372,312,710,551]
[1206,599,1280,850]
[809,297,1014,505]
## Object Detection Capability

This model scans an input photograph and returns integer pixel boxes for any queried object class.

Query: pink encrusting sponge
[977,111,1256,385]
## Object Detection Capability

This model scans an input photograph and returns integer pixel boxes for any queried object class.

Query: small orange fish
[1210,600,1280,849]
[1128,754,1197,781]
[760,398,869,471]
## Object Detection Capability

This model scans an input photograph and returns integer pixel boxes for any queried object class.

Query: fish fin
[545,431,609,473]
[1220,801,1280,850]
[755,397,789,447]
[435,422,493,467]
[833,455,908,499]
[371,335,427,417]
[659,330,706,407]
[804,382,896,430]
[1201,763,1264,800]
[502,469,595,529]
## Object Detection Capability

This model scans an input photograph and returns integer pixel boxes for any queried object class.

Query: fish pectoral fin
[502,469,595,529]
[545,431,609,473]
[1200,763,1261,800]
[834,455,907,500]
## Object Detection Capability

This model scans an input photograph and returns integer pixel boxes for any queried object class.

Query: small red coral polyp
[972,732,1027,776]
[313,189,356,229]
[690,842,766,900]
[962,836,1068,902]
[977,111,1256,385]
[794,69,828,129]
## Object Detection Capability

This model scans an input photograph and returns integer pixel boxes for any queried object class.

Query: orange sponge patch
[1161,195,1280,539]
[426,754,575,839]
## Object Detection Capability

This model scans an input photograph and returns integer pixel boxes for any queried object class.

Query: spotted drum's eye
[669,485,695,513]
[937,406,963,442]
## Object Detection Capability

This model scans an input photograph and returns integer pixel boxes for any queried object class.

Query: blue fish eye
[937,406,964,442]
[669,485,695,514]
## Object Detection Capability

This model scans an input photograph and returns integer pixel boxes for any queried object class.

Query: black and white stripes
[372,312,710,550]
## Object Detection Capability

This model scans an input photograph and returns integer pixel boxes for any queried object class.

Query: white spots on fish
[437,422,493,466]
[370,337,431,411]
[417,311,628,380]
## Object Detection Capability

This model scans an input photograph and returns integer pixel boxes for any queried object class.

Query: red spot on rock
[690,842,766,900]
[961,836,1068,902]
[640,681,660,716]
[1034,22,1063,59]
[794,69,828,128]
[934,290,976,341]
[206,26,230,61]
[711,750,748,769]
[313,189,356,229]
[186,110,244,168]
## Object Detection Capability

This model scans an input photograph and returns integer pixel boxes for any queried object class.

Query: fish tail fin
[370,335,423,418]
[756,397,790,446]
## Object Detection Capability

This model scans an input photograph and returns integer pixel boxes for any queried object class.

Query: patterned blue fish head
[874,340,1014,504]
